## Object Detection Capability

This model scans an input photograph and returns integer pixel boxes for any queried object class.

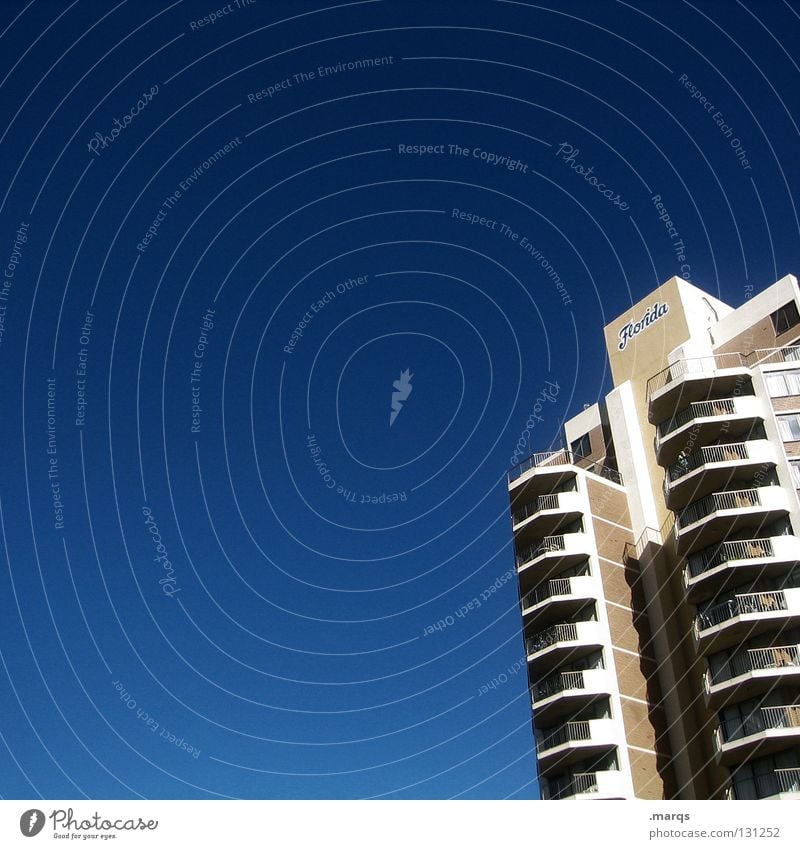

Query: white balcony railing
[776,767,800,794]
[658,398,738,440]
[526,623,578,656]
[677,488,762,529]
[532,668,611,706]
[687,537,776,580]
[718,705,800,746]
[516,532,589,569]
[512,491,581,526]
[696,591,789,633]
[647,353,749,400]
[707,644,800,688]
[509,450,623,485]
[666,440,772,485]
[539,720,592,751]
[523,574,594,611]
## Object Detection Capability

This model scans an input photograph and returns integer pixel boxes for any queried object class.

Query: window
[766,369,800,397]
[791,460,800,488]
[784,344,800,362]
[777,413,800,441]
[770,301,800,335]
[731,750,800,799]
[570,432,591,458]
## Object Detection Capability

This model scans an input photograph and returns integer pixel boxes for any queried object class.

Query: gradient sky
[1,0,799,800]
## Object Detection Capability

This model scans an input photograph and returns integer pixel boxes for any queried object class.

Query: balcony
[516,533,592,583]
[705,645,800,708]
[715,705,800,765]
[541,769,628,800]
[521,575,597,625]
[675,487,789,550]
[655,396,763,466]
[532,667,613,724]
[664,440,775,509]
[525,621,605,675]
[511,491,583,541]
[647,353,751,424]
[508,449,622,490]
[684,535,800,600]
[536,718,620,769]
[729,766,800,800]
[694,589,800,652]
[749,345,800,368]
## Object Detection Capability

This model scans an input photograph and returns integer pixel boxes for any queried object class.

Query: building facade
[509,274,800,800]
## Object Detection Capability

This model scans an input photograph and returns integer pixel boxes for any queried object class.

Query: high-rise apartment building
[508,274,800,800]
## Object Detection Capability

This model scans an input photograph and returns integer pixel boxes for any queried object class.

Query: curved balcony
[683,535,800,601]
[516,533,592,584]
[509,449,623,489]
[512,491,583,541]
[655,396,763,466]
[647,353,751,424]
[532,667,613,724]
[525,621,605,676]
[675,487,789,550]
[749,345,800,368]
[729,766,800,800]
[664,440,776,509]
[509,448,575,485]
[521,575,597,626]
[541,769,628,800]
[694,589,800,653]
[714,705,800,766]
[536,718,620,770]
[705,644,800,708]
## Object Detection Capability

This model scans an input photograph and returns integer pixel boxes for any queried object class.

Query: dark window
[770,301,800,335]
[570,433,591,458]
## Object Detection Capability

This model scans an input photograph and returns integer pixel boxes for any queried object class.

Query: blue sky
[1,0,799,799]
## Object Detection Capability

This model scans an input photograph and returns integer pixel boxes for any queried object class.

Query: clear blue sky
[1,0,799,799]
